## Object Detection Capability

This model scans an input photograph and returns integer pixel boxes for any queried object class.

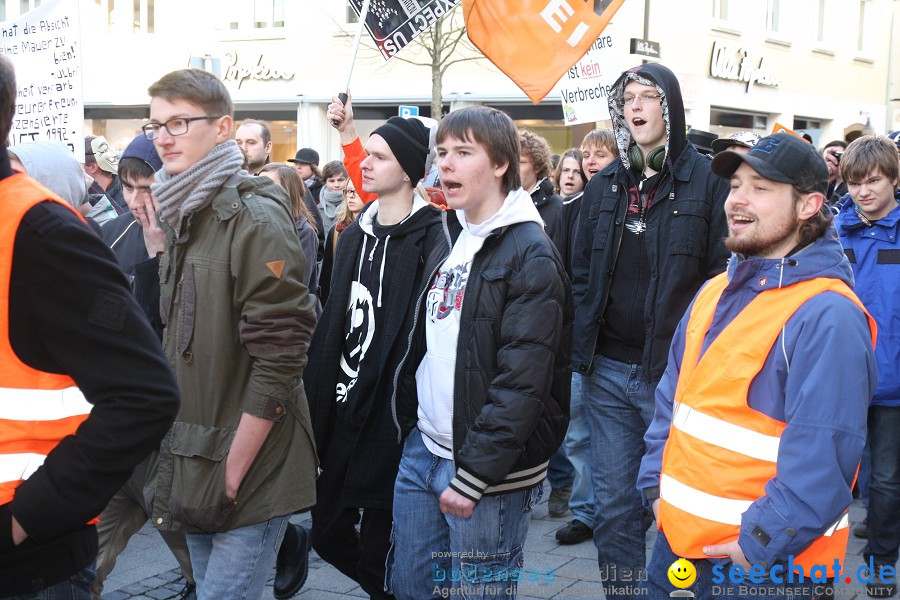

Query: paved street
[101,488,873,599]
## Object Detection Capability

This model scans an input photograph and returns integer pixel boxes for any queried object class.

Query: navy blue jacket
[835,196,900,407]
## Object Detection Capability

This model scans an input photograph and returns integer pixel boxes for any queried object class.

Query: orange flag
[771,123,801,138]
[464,0,626,104]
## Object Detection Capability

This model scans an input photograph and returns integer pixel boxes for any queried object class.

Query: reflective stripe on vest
[658,272,876,576]
[0,174,89,505]
[0,387,91,421]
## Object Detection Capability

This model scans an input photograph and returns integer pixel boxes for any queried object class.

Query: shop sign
[222,51,294,89]
[629,38,659,58]
[709,41,780,93]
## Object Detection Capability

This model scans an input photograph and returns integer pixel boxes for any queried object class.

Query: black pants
[864,405,900,566]
[310,426,394,600]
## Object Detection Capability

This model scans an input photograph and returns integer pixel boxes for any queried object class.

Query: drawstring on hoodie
[378,236,389,307]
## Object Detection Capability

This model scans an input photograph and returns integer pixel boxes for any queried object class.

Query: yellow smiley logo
[667,558,697,588]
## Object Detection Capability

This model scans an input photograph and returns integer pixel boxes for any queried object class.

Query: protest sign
[464,0,625,103]
[349,0,462,60]
[557,29,622,125]
[0,0,83,160]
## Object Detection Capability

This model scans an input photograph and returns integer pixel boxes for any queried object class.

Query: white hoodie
[416,188,544,459]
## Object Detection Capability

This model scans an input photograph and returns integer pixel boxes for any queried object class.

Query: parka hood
[607,63,687,172]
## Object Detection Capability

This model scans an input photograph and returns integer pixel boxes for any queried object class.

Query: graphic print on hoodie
[415,189,544,459]
[335,196,435,429]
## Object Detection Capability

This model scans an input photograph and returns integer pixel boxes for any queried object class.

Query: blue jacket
[638,229,877,569]
[835,195,900,407]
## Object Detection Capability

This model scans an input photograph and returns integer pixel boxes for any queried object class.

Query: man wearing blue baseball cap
[638,132,878,599]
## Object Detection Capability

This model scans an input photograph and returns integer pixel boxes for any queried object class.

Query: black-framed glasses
[142,116,223,140]
[343,189,358,197]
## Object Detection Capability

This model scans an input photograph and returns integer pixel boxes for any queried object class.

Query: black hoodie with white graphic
[305,194,442,509]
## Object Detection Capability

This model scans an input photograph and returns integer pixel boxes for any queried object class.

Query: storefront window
[710,107,768,139]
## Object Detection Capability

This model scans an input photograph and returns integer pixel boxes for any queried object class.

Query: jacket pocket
[588,194,618,252]
[177,263,197,360]
[168,421,237,532]
[669,200,710,258]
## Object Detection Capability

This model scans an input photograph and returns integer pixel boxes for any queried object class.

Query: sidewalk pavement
[101,487,873,599]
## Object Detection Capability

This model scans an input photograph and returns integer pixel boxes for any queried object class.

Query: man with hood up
[571,63,729,595]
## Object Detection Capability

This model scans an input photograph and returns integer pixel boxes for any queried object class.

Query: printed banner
[557,30,621,125]
[349,0,462,60]
[0,0,84,160]
[464,0,625,104]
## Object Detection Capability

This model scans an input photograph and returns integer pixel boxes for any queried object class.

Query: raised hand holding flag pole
[333,0,372,126]
[463,0,626,103]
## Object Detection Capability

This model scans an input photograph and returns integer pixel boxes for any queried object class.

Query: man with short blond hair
[142,68,318,598]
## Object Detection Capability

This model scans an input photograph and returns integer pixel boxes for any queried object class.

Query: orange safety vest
[658,272,877,578]
[0,173,93,506]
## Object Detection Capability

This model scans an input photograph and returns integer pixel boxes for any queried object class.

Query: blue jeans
[546,447,574,491]
[864,405,900,566]
[583,354,656,598]
[389,428,541,600]
[5,565,94,599]
[563,372,595,526]
[185,515,289,600]
[643,531,828,600]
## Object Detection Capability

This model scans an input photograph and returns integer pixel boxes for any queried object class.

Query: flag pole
[333,0,371,123]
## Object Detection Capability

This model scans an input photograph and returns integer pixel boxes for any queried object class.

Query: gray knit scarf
[152,140,245,234]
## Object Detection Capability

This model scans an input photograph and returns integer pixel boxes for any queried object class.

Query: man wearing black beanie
[370,116,430,185]
[303,99,443,600]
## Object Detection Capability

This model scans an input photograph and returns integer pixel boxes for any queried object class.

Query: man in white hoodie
[391,106,574,600]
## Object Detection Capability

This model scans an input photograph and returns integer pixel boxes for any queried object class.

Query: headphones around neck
[628,143,666,173]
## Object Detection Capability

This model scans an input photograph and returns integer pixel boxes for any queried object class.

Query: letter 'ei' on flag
[463,0,625,104]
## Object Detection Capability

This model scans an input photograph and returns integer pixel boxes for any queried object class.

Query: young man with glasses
[141,68,319,599]
[571,63,729,599]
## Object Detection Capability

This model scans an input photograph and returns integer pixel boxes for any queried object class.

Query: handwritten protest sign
[556,30,622,125]
[349,0,461,60]
[1,0,83,160]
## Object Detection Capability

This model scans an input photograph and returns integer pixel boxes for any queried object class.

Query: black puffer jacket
[395,208,574,502]
[571,63,729,381]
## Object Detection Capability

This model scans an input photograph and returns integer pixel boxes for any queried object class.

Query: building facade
[7,0,896,160]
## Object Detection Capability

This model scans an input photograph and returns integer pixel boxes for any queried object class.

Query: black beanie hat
[371,116,430,185]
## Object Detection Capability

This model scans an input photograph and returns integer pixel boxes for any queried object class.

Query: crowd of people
[0,51,898,600]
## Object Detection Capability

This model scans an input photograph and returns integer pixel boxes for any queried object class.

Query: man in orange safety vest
[637,132,877,599]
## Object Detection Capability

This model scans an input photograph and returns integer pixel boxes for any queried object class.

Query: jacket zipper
[389,215,453,443]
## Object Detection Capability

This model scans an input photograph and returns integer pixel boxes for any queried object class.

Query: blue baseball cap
[711,132,829,195]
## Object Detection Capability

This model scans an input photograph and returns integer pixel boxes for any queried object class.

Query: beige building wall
[71,0,897,159]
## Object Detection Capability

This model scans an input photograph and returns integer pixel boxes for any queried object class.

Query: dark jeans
[310,426,394,600]
[864,405,900,566]
[644,532,830,600]
[5,565,94,600]
[582,355,656,599]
